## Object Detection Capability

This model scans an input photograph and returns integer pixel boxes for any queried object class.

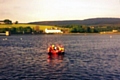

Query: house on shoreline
[0,31,10,36]
[0,20,4,24]
[45,28,63,33]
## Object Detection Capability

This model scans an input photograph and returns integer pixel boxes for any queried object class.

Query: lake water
[0,34,120,80]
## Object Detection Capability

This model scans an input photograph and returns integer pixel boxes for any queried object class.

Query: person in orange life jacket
[47,44,55,52]
[47,45,51,52]
[51,44,55,50]
[57,44,61,51]
[55,44,64,52]
[60,45,64,52]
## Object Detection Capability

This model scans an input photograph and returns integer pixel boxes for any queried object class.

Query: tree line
[60,25,120,33]
[0,27,33,34]
[1,19,18,24]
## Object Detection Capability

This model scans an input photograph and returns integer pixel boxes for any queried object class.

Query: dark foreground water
[0,34,120,80]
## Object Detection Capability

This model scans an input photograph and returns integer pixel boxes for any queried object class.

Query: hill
[29,18,120,26]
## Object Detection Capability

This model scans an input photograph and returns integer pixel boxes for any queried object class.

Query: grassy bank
[0,24,57,31]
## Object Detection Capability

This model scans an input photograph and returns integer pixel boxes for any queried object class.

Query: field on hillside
[0,24,57,31]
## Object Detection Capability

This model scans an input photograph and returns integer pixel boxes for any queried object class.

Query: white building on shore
[45,28,63,33]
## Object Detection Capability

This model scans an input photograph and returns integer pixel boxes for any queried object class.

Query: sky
[0,0,120,23]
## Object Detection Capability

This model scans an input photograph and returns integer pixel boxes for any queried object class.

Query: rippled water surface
[0,34,120,80]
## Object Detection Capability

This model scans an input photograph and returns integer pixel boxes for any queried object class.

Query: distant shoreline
[2,32,119,36]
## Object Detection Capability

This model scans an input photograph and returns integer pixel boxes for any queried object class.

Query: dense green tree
[0,28,6,33]
[87,27,91,33]
[16,27,24,34]
[70,25,85,33]
[4,19,12,24]
[70,27,77,33]
[24,27,32,34]
[15,21,18,24]
[10,27,16,34]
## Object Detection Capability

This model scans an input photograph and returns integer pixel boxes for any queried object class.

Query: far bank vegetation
[0,19,120,34]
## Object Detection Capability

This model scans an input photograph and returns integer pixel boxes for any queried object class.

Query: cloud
[0,0,5,3]
[0,0,12,4]
[0,11,13,21]
[0,11,10,14]
[0,0,119,23]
